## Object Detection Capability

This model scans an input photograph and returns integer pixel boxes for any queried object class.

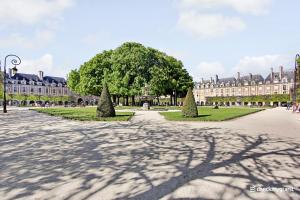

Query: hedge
[206,94,291,103]
[1,94,71,102]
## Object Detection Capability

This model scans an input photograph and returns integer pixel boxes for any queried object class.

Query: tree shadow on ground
[0,111,299,200]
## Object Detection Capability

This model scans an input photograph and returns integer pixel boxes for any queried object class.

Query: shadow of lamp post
[0,55,22,113]
[293,54,300,105]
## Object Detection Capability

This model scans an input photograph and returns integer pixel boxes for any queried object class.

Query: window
[22,87,26,93]
[38,88,42,93]
[282,78,287,83]
[31,88,34,93]
[14,87,17,93]
[283,85,287,90]
[46,88,48,93]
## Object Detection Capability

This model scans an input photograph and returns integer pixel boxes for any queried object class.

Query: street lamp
[0,55,21,113]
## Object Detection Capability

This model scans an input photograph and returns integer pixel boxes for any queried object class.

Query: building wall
[6,82,71,97]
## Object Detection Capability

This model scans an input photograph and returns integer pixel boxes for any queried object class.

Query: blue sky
[0,0,299,81]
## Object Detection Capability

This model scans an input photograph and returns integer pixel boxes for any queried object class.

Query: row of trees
[67,42,193,106]
[206,94,291,104]
[4,94,71,102]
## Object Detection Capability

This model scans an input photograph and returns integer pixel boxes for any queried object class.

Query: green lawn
[160,107,264,121]
[114,106,141,110]
[33,107,134,121]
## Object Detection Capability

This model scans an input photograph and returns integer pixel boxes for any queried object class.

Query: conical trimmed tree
[182,87,198,117]
[96,82,116,118]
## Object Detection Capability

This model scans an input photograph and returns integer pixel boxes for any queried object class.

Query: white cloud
[0,30,55,49]
[193,54,294,81]
[180,0,272,15]
[82,31,112,47]
[0,0,74,25]
[0,0,74,49]
[191,61,228,81]
[178,11,245,38]
[233,55,293,76]
[18,54,68,78]
[177,0,272,38]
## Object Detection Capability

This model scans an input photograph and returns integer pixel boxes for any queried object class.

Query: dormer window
[251,81,255,85]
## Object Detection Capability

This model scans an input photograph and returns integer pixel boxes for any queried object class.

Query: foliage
[96,82,115,117]
[182,88,198,117]
[67,42,193,100]
[160,107,263,121]
[4,94,70,102]
[33,107,134,121]
[206,94,291,103]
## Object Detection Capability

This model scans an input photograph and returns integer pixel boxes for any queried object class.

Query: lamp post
[0,55,21,113]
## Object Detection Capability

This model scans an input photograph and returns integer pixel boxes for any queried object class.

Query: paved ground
[0,108,299,200]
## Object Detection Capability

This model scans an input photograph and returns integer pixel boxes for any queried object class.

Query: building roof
[6,72,67,86]
[217,77,236,84]
[198,68,293,86]
[239,74,264,83]
[12,73,40,82]
[43,76,67,84]
[265,70,294,82]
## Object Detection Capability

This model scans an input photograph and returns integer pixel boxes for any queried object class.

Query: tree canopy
[67,42,193,104]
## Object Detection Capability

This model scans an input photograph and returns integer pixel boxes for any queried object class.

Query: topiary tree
[96,82,116,118]
[182,87,198,117]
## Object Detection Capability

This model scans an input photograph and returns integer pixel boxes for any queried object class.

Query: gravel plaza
[0,107,299,200]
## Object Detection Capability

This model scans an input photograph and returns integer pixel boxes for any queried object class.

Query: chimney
[271,67,274,81]
[249,73,253,80]
[215,75,219,83]
[38,71,44,80]
[237,72,240,80]
[9,68,12,78]
[279,66,283,79]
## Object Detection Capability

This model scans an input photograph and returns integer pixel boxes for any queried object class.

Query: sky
[0,0,299,81]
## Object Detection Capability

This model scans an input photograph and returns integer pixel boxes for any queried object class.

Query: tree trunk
[117,96,120,105]
[170,94,173,106]
[112,95,117,104]
[157,96,160,105]
[122,96,125,106]
[131,96,135,106]
[174,91,177,106]
[125,95,129,106]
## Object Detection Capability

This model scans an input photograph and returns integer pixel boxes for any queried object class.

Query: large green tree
[67,42,193,106]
